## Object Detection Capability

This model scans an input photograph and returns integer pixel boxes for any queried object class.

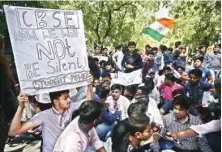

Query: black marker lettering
[65,39,74,57]
[37,41,55,60]
[36,11,47,28]
[54,39,65,60]
[53,11,61,28]
[33,62,40,77]
[47,61,56,74]
[22,11,32,27]
[24,63,33,80]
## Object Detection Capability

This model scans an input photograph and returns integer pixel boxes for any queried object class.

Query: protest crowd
[0,36,221,152]
[0,4,221,152]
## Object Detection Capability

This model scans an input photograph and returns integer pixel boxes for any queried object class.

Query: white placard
[4,5,89,95]
[93,55,109,62]
[202,91,215,107]
[112,69,142,86]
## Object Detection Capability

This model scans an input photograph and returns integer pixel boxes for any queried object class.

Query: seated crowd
[1,41,221,152]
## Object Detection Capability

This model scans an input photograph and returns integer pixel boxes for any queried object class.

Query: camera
[150,122,170,138]
[155,126,170,138]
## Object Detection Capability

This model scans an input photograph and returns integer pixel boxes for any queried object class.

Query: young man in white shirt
[106,84,130,120]
[112,45,124,71]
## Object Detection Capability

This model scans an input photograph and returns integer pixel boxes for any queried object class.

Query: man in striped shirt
[8,80,93,152]
[162,96,213,152]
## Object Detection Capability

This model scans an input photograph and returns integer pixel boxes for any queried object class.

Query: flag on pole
[143,18,176,42]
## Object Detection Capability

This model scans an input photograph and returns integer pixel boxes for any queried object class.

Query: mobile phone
[157,126,169,137]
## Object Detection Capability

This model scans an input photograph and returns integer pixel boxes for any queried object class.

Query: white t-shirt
[130,100,163,125]
[146,103,163,125]
[112,50,124,69]
[106,95,130,120]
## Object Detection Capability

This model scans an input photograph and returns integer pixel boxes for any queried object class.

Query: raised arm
[86,74,94,100]
[8,94,36,136]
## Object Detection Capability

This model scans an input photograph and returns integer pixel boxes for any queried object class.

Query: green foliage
[0,1,45,46]
[0,1,159,51]
[165,0,221,51]
[0,1,220,53]
[58,1,159,50]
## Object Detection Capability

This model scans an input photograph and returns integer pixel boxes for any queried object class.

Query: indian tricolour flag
[143,18,176,42]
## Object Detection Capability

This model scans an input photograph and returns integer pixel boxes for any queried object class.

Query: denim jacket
[184,81,214,105]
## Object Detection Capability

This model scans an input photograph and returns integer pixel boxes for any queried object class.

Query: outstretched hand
[166,132,178,140]
[87,73,94,85]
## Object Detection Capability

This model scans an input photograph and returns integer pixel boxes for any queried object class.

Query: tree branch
[102,2,135,43]
[94,1,104,45]
[102,9,112,41]
[113,2,134,11]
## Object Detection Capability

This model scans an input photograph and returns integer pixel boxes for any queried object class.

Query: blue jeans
[161,100,174,114]
[95,122,117,142]
[159,99,171,109]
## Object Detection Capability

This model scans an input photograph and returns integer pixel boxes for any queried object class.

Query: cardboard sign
[93,55,109,62]
[4,5,89,95]
[112,69,142,86]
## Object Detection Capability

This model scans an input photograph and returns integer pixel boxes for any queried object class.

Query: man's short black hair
[125,85,137,95]
[111,84,122,91]
[127,102,147,117]
[79,100,103,124]
[145,44,151,48]
[93,57,99,62]
[49,90,69,105]
[136,86,149,96]
[175,41,181,48]
[189,68,202,78]
[159,44,168,52]
[102,72,111,79]
[172,89,184,97]
[128,41,136,47]
[163,66,171,71]
[193,56,204,63]
[151,47,158,51]
[165,73,175,82]
[143,77,154,93]
[115,45,122,50]
[199,45,206,50]
[176,65,185,71]
[99,60,106,66]
[128,114,150,135]
[174,96,191,110]
[134,94,149,107]
[98,84,110,100]
[168,47,173,52]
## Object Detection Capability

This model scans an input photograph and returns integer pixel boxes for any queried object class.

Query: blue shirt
[174,57,185,68]
[199,67,212,82]
[163,51,173,65]
[184,81,214,105]
[187,67,212,82]
[102,109,121,124]
[30,106,76,152]
[154,55,162,72]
